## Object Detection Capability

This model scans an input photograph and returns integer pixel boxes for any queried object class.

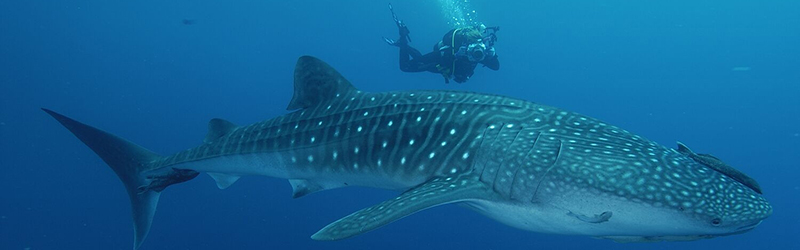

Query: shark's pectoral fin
[311,175,494,240]
[207,173,241,189]
[568,210,613,223]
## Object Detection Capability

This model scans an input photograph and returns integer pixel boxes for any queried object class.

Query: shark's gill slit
[491,125,524,194]
[508,129,539,199]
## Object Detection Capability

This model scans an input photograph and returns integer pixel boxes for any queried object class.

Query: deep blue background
[1,0,798,249]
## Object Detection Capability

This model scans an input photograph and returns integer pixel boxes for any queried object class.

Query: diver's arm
[483,55,499,70]
[482,47,499,70]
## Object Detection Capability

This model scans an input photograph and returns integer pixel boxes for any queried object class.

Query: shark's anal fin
[287,56,358,110]
[207,173,241,189]
[311,175,494,240]
[289,179,324,198]
[204,118,238,143]
[568,210,613,223]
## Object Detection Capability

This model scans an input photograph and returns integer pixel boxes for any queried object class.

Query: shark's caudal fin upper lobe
[42,108,161,250]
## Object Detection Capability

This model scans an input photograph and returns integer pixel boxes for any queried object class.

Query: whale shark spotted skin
[44,56,771,249]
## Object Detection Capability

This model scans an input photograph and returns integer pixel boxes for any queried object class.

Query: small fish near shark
[44,56,771,249]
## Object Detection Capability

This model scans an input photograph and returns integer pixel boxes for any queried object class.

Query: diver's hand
[484,47,496,59]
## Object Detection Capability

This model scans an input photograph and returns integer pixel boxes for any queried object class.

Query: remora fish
[44,56,771,249]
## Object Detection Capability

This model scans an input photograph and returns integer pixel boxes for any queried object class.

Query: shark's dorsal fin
[205,118,238,143]
[311,175,495,240]
[676,142,763,194]
[207,173,241,189]
[287,56,358,110]
[676,141,694,155]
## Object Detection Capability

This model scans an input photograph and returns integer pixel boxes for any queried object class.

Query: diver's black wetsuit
[395,29,499,83]
[398,43,440,73]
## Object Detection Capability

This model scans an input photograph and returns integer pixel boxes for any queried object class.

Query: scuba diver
[383,3,499,83]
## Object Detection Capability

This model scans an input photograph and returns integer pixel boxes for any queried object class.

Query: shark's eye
[711,218,722,226]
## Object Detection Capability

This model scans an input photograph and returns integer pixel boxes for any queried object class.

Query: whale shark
[44,56,771,249]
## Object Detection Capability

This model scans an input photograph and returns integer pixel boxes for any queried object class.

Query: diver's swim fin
[388,3,411,43]
[383,37,399,47]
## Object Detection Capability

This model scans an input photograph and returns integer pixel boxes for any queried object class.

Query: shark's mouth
[733,221,763,233]
[601,235,716,243]
[612,220,764,242]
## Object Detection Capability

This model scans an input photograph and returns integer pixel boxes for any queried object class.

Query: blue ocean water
[1,0,798,249]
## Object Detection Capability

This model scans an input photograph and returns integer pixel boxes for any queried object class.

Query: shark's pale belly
[465,188,704,237]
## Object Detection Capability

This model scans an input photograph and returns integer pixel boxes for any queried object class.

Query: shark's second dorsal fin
[676,142,763,194]
[287,56,358,110]
[205,118,238,143]
[311,175,496,240]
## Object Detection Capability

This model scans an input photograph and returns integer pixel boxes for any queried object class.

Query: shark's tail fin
[43,108,162,250]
